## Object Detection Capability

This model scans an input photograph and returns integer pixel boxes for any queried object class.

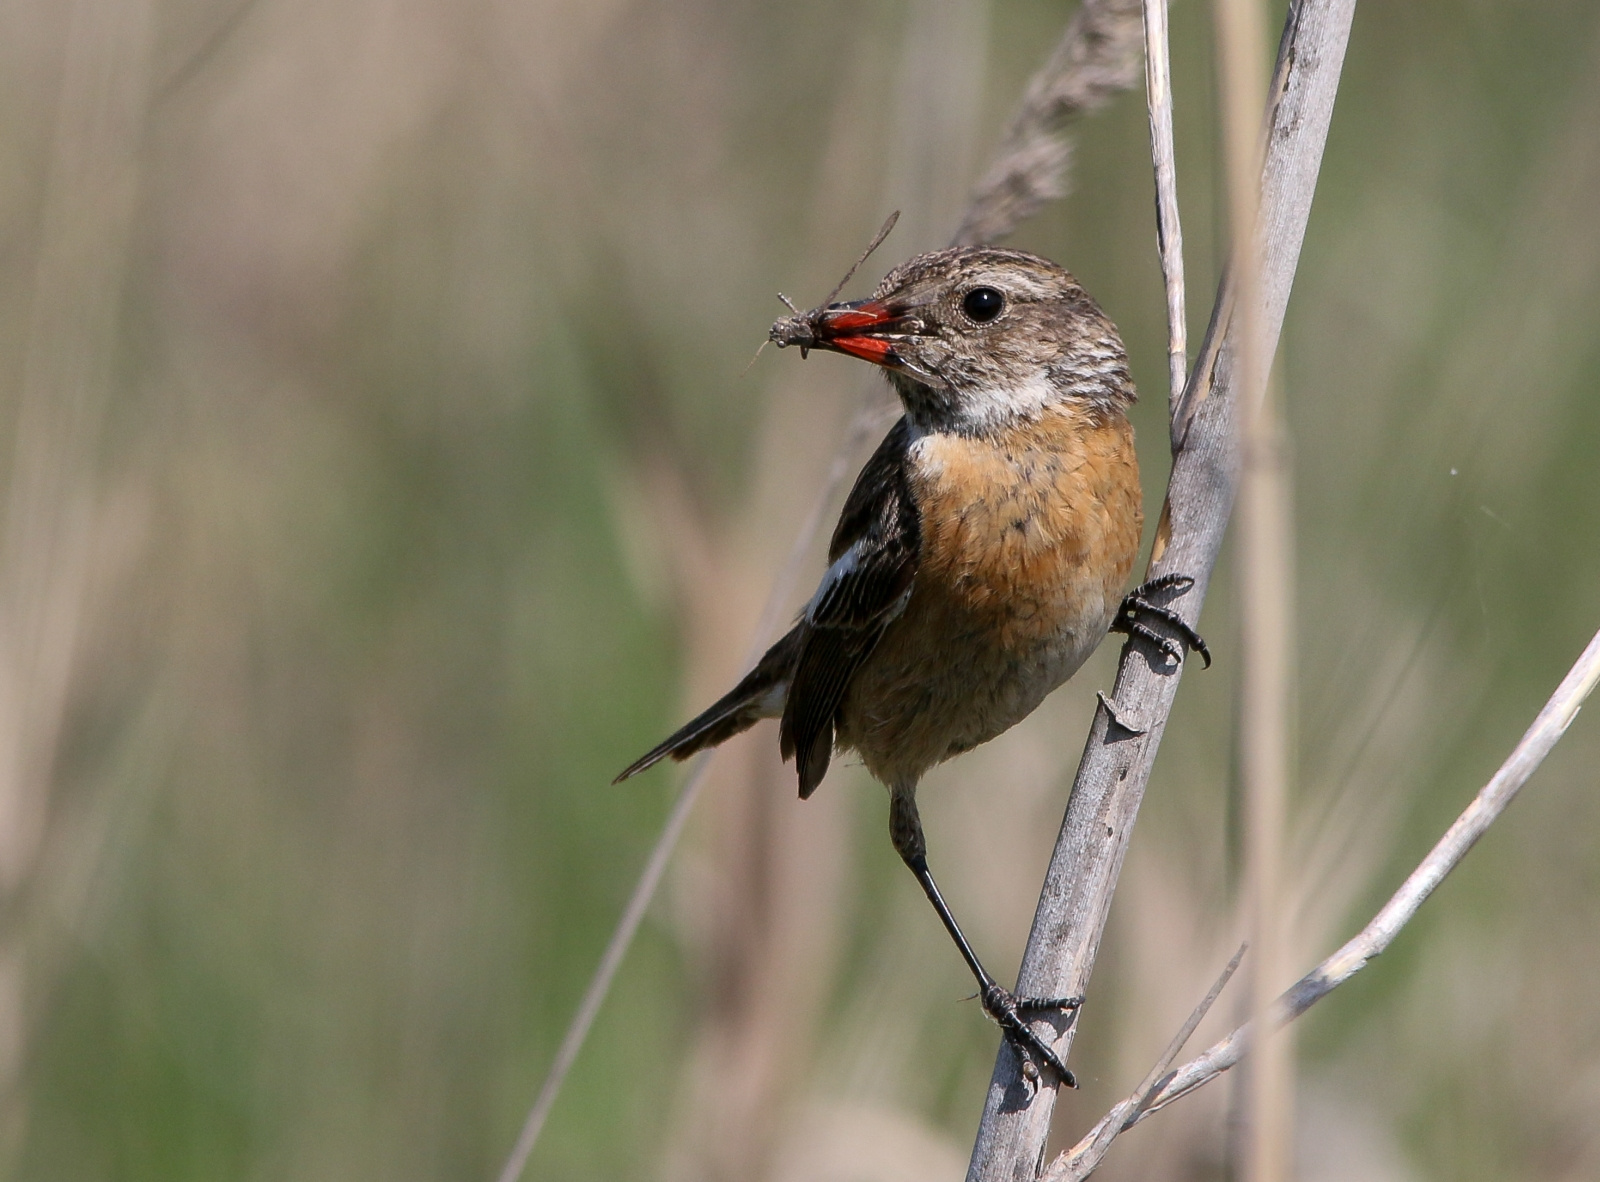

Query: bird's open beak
[811,300,905,367]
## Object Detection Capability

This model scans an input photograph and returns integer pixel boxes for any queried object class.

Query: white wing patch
[803,542,863,623]
[755,679,788,718]
[802,539,913,628]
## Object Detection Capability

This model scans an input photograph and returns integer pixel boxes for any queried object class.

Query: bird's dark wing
[614,625,801,783]
[781,416,920,798]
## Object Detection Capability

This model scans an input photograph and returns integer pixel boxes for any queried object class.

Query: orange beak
[813,300,904,367]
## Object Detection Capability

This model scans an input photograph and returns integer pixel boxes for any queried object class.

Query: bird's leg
[1112,572,1212,668]
[889,790,1080,1087]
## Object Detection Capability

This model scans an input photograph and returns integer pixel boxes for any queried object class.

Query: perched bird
[616,245,1206,1085]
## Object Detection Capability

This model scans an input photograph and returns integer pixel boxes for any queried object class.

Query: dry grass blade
[1043,944,1246,1182]
[494,400,883,1182]
[0,0,155,1108]
[951,0,1144,247]
[1134,944,1247,1116]
[1087,627,1600,1142]
[495,750,716,1182]
[1140,0,1188,418]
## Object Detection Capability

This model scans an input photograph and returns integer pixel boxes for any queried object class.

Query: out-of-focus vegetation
[1,2,1597,1179]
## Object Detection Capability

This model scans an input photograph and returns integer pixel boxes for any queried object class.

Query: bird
[615,243,1207,1085]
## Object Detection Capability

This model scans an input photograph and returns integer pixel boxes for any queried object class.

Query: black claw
[1121,617,1185,664]
[1016,994,1083,1015]
[1125,600,1211,666]
[1136,572,1194,595]
[981,984,1078,1088]
[1113,575,1212,669]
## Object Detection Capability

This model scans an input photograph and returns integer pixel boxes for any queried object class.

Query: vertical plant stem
[1237,406,1295,1182]
[1216,0,1293,1177]
[1141,0,1188,420]
[965,0,1357,1171]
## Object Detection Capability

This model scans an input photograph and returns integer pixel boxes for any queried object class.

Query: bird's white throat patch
[953,372,1061,433]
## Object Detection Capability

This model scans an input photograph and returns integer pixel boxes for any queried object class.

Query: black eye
[962,286,1004,323]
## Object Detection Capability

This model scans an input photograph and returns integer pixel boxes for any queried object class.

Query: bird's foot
[1113,574,1211,668]
[980,984,1081,1088]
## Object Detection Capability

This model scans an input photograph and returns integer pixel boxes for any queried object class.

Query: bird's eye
[962,287,1005,323]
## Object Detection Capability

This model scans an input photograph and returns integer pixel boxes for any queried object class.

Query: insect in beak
[807,300,905,366]
[769,210,901,360]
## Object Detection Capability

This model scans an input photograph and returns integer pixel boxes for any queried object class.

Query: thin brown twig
[1050,627,1600,1175]
[1136,944,1248,1115]
[494,750,714,1182]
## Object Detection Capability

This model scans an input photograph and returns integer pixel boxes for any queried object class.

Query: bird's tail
[613,626,801,783]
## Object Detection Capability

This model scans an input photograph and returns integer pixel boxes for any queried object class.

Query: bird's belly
[838,582,1114,787]
[835,408,1142,788]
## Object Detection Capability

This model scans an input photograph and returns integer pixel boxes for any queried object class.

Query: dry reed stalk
[1051,627,1600,1176]
[1214,0,1295,1177]
[966,1,1358,1177]
[1140,0,1188,414]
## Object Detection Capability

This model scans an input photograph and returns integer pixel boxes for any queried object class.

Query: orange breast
[908,405,1143,652]
[835,404,1143,787]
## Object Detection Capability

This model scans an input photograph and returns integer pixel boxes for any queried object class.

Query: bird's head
[771,246,1134,435]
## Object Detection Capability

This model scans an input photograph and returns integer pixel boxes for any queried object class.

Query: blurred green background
[1,1,1597,1179]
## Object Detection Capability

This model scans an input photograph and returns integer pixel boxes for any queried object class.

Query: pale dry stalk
[1215,0,1295,1176]
[1051,627,1600,1176]
[1140,0,1188,412]
[966,1,1358,1177]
